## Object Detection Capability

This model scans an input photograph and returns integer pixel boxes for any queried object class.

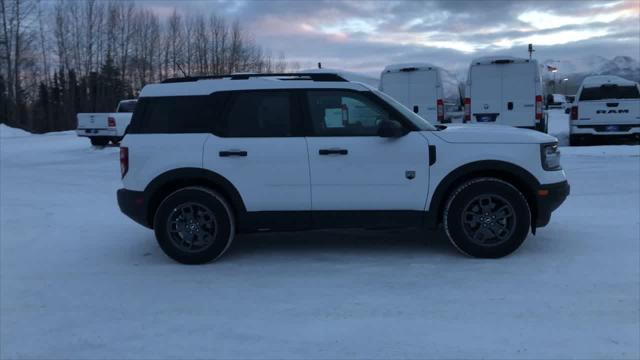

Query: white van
[301,68,380,88]
[380,63,446,123]
[569,75,640,145]
[464,56,547,132]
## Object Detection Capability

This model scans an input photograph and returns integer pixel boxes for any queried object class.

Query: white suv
[117,73,569,264]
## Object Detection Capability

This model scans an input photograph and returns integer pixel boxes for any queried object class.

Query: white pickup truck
[76,99,137,146]
[569,76,640,146]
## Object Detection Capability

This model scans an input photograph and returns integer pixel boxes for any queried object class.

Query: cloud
[145,0,640,75]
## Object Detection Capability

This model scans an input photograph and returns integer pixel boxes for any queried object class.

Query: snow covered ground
[1,114,639,359]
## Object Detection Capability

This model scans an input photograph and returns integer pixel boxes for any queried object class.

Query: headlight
[541,143,562,171]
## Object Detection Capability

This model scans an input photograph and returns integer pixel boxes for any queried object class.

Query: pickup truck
[569,76,640,146]
[76,99,137,146]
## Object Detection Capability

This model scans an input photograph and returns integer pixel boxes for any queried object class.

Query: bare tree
[2,1,290,131]
[36,0,48,84]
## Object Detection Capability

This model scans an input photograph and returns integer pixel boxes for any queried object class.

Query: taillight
[437,99,444,123]
[108,117,116,127]
[570,106,578,121]
[535,95,543,120]
[463,98,471,122]
[120,147,129,178]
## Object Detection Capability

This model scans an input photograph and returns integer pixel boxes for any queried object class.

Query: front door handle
[219,150,247,157]
[319,149,348,155]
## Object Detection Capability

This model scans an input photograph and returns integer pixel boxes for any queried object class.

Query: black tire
[153,187,235,264]
[444,178,531,258]
[90,137,109,146]
[569,135,585,146]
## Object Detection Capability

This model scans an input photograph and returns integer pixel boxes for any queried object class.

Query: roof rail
[161,72,348,84]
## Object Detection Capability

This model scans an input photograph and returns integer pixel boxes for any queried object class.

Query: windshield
[372,89,436,131]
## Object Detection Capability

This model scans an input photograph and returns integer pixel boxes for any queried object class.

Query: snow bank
[0,124,31,138]
[547,109,569,146]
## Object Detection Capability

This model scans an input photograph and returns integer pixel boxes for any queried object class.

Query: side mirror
[564,108,570,114]
[378,120,408,138]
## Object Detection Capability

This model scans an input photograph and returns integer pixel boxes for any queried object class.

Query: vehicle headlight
[541,143,562,171]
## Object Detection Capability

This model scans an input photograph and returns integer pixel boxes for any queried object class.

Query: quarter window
[127,95,222,134]
[306,90,391,136]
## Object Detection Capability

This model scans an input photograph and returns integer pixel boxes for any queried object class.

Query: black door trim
[239,210,430,233]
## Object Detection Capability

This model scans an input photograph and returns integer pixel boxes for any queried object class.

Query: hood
[432,124,557,144]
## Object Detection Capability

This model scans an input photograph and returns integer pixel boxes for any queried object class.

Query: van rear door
[381,71,410,108]
[408,70,438,122]
[470,64,501,123]
[500,63,536,127]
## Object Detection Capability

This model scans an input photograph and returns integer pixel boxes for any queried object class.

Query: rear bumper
[76,128,118,137]
[570,124,640,136]
[535,180,570,228]
[117,188,151,228]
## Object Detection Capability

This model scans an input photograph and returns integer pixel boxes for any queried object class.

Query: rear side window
[580,85,640,101]
[128,94,226,134]
[117,101,137,113]
[221,91,294,137]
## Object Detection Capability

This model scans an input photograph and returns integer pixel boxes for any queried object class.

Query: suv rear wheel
[90,137,109,146]
[443,178,530,258]
[154,187,235,264]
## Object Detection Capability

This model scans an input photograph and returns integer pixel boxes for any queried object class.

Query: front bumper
[535,180,570,228]
[117,188,151,228]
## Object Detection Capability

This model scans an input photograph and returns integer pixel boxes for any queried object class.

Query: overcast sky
[147,0,639,76]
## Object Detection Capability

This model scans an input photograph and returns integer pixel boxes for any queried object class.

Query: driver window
[306,90,390,136]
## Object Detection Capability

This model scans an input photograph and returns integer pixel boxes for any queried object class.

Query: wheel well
[146,177,243,229]
[433,170,538,228]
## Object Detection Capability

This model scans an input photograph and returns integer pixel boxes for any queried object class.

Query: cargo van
[464,56,547,132]
[380,63,446,123]
[301,68,380,88]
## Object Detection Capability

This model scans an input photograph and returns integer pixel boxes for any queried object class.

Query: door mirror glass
[378,120,407,138]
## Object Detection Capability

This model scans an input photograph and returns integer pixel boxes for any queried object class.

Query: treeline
[0,0,293,133]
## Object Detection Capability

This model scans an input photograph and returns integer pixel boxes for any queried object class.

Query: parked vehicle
[301,68,380,88]
[380,63,448,123]
[563,95,575,114]
[569,75,640,146]
[117,72,569,264]
[76,99,137,146]
[464,56,547,132]
[547,94,567,109]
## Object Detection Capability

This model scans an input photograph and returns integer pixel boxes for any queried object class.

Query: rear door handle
[219,150,247,157]
[319,149,348,155]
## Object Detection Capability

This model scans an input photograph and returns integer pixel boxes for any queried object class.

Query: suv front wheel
[444,178,531,258]
[154,187,235,264]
